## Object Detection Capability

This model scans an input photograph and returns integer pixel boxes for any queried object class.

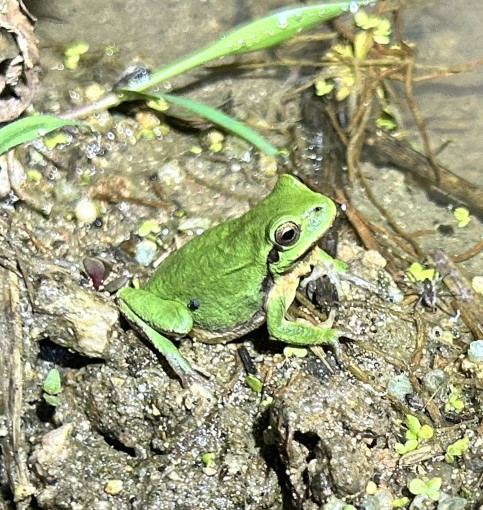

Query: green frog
[118,174,346,392]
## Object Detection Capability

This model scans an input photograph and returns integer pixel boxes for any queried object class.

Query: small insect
[415,278,438,312]
[404,273,455,315]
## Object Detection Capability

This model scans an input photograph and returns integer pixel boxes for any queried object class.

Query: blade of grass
[64,1,376,118]
[0,115,86,155]
[128,91,281,158]
[128,1,376,92]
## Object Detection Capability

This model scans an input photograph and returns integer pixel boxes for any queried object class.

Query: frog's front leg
[302,247,347,288]
[117,287,209,395]
[265,274,343,357]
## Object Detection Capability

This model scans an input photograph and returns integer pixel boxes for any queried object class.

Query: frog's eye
[274,222,300,247]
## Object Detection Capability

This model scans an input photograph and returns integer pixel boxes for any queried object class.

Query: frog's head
[264,174,337,275]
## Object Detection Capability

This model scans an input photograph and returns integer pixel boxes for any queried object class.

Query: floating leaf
[64,40,89,58]
[64,41,90,70]
[315,79,335,96]
[354,30,373,59]
[43,131,70,150]
[453,206,470,227]
[406,262,435,282]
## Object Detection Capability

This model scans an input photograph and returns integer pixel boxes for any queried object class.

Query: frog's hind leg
[118,288,200,388]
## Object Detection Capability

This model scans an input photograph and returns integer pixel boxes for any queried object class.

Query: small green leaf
[445,386,464,412]
[404,439,418,452]
[43,369,62,395]
[201,452,214,468]
[0,115,86,155]
[315,79,334,97]
[408,477,441,501]
[64,41,89,58]
[43,131,70,150]
[137,219,161,237]
[283,346,308,358]
[129,91,281,159]
[376,116,396,131]
[392,497,409,508]
[373,33,390,45]
[405,430,418,441]
[406,262,435,282]
[354,30,373,60]
[27,169,42,183]
[425,477,442,501]
[394,439,418,455]
[145,97,169,112]
[43,394,60,407]
[453,207,470,228]
[245,374,263,394]
[419,424,434,440]
[444,452,455,464]
[408,478,427,496]
[405,415,421,435]
[445,437,469,464]
[64,41,90,70]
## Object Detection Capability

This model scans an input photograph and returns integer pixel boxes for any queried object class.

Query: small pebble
[422,369,446,394]
[104,479,123,495]
[134,240,157,266]
[75,197,99,224]
[472,276,483,295]
[467,340,483,363]
[387,374,413,401]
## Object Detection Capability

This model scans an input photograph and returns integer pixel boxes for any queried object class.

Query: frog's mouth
[267,241,319,270]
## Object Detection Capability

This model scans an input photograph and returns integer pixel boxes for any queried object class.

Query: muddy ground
[1,1,483,509]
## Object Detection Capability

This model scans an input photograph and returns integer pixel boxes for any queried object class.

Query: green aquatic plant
[66,1,376,157]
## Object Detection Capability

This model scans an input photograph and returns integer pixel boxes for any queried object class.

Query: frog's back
[144,215,270,337]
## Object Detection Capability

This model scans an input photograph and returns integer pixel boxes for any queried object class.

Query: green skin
[118,174,346,390]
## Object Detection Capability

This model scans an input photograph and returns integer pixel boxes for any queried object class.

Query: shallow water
[28,0,483,275]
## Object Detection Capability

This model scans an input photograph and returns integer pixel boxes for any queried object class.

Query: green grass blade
[128,1,376,92]
[0,115,86,155]
[131,91,281,158]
